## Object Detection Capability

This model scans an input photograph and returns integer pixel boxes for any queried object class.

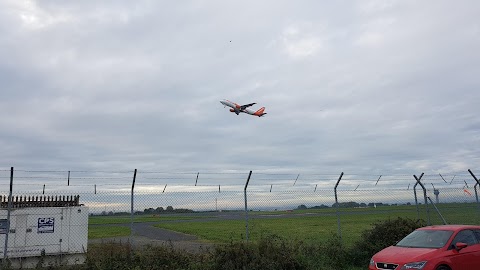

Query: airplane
[220,99,267,117]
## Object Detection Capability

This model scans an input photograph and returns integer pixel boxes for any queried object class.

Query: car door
[471,230,480,265]
[447,229,480,269]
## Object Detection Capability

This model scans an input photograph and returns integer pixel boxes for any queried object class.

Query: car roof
[418,225,480,231]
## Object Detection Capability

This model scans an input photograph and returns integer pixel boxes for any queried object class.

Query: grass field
[153,209,418,245]
[88,214,211,238]
[89,203,480,244]
[89,214,211,224]
[89,225,130,239]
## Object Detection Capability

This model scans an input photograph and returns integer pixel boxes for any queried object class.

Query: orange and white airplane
[220,99,267,117]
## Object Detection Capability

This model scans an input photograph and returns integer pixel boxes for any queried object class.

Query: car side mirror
[455,242,468,251]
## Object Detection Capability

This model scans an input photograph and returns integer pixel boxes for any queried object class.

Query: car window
[396,230,453,248]
[450,230,477,248]
[474,230,480,242]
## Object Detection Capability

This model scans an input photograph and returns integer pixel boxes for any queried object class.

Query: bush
[212,234,305,270]
[321,234,349,269]
[349,217,425,266]
[84,242,209,270]
[298,233,350,270]
[85,242,133,269]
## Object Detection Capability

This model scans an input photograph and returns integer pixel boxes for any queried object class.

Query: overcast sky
[1,0,479,179]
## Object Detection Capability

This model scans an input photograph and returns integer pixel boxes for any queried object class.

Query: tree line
[94,206,194,216]
[296,201,412,209]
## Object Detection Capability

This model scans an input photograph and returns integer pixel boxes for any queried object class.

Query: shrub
[298,233,350,270]
[84,242,210,270]
[349,217,425,266]
[85,242,133,269]
[321,234,349,269]
[212,234,305,270]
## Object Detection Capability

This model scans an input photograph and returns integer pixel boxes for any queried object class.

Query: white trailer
[1,195,88,268]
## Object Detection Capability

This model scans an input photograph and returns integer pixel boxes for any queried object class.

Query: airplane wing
[240,103,256,110]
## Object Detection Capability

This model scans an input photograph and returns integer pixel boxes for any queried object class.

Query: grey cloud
[0,0,479,179]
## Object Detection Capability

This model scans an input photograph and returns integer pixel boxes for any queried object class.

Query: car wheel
[436,266,451,270]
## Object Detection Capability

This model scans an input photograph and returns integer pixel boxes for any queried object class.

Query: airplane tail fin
[254,107,267,117]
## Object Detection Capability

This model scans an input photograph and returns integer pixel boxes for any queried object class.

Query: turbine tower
[434,189,440,204]
[431,183,440,203]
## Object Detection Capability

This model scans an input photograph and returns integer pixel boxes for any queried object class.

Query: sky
[1,0,480,182]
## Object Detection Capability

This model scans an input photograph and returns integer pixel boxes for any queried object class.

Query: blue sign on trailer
[37,217,55,233]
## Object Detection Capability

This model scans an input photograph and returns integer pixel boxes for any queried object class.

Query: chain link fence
[1,168,480,266]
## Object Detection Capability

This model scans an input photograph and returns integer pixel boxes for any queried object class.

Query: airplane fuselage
[220,99,267,117]
[220,99,240,110]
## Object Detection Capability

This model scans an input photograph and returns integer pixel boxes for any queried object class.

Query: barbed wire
[1,169,478,189]
[0,168,474,175]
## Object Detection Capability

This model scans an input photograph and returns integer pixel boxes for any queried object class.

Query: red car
[369,225,480,270]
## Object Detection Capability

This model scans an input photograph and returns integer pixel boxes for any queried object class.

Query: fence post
[413,182,420,219]
[414,173,430,225]
[375,175,382,186]
[439,174,447,183]
[334,172,344,239]
[475,185,479,213]
[468,169,480,214]
[427,197,447,225]
[3,167,13,262]
[130,169,137,247]
[244,171,252,242]
[293,174,300,186]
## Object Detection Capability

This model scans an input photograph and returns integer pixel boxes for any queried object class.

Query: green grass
[87,214,211,239]
[89,214,210,225]
[152,203,480,246]
[153,212,411,246]
[88,225,130,239]
[88,203,480,246]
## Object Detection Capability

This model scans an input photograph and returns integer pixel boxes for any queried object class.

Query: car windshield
[395,230,453,248]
